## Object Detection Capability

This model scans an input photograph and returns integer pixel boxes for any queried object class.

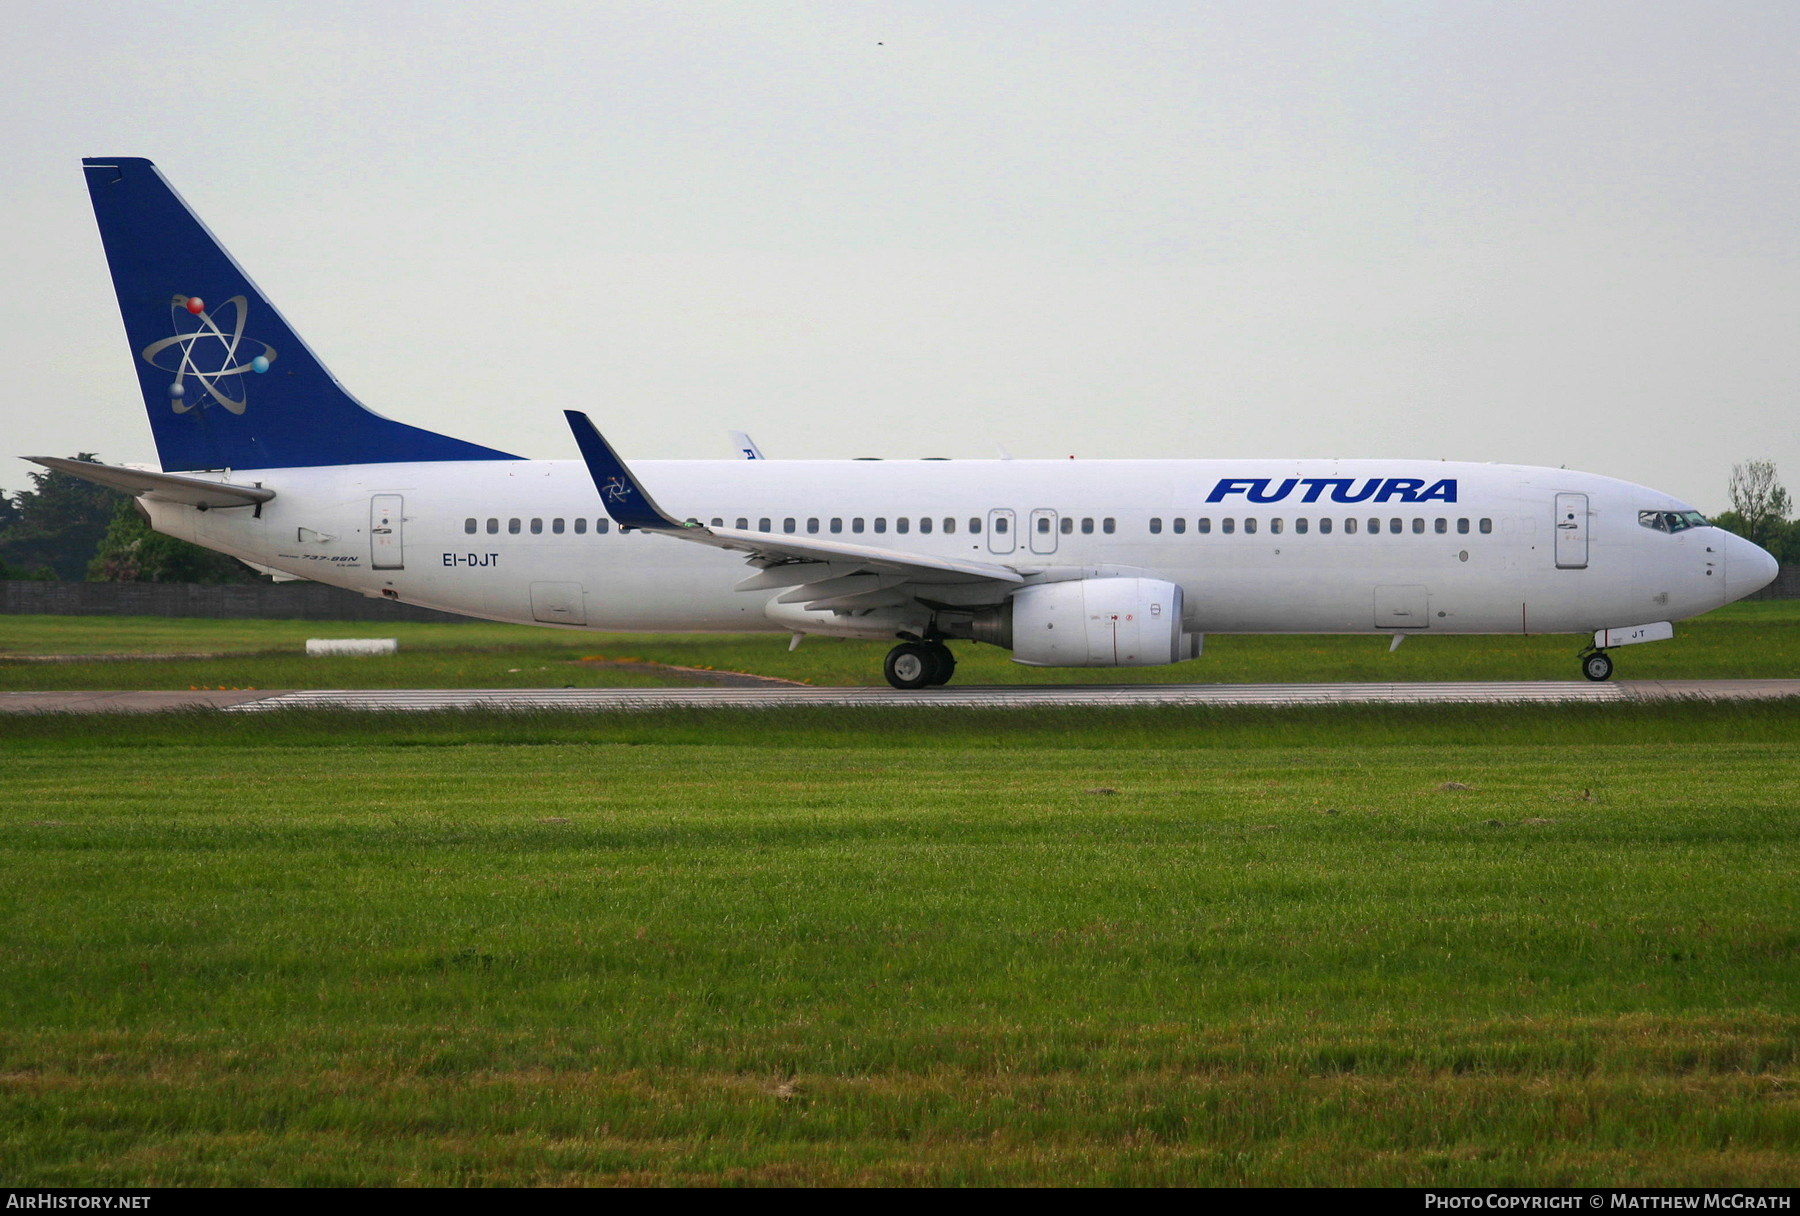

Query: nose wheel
[1580,649,1614,682]
[884,641,956,689]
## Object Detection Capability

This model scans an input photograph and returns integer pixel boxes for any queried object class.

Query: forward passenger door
[1554,493,1589,569]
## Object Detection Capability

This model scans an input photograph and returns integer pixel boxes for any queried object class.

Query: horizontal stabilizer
[26,457,274,508]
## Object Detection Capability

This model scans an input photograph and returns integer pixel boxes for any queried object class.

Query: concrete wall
[1746,567,1800,601]
[1,580,473,622]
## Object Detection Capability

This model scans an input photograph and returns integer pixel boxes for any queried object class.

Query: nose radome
[1722,531,1780,603]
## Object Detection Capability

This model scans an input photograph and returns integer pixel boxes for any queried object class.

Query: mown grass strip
[3,706,1797,1185]
[3,600,1797,689]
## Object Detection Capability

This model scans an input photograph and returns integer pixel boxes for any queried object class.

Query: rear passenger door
[370,494,404,570]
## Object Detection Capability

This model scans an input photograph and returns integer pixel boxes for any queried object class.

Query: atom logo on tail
[140,294,277,415]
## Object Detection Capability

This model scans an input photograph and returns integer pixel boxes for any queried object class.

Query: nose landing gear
[884,640,957,689]
[1579,648,1614,682]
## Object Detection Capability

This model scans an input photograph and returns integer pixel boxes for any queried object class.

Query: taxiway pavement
[3,680,1797,713]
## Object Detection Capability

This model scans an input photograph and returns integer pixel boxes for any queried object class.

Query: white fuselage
[145,457,1766,648]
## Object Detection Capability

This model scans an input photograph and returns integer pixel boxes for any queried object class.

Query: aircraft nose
[1722,530,1780,603]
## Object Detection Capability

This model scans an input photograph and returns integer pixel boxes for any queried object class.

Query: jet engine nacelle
[1009,577,1192,667]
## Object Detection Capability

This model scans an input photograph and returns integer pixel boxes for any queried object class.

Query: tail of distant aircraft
[82,157,517,471]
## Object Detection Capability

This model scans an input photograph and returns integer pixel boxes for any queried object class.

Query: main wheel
[1581,651,1614,682]
[924,642,956,686]
[884,642,934,690]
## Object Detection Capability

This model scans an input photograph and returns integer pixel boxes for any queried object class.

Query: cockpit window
[1638,509,1708,534]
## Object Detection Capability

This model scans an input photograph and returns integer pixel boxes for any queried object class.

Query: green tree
[1712,461,1795,564]
[1727,461,1791,547]
[0,455,122,581]
[86,498,261,584]
[1770,518,1800,566]
[0,556,59,581]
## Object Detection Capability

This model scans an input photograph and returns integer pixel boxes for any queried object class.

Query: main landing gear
[884,641,957,690]
[1579,648,1614,682]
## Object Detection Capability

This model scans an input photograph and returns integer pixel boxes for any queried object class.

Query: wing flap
[705,527,1025,584]
[735,563,865,592]
[775,573,907,605]
[803,585,918,612]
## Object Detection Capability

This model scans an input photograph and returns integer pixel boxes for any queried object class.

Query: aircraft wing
[25,457,275,508]
[565,412,1024,610]
[702,525,1025,585]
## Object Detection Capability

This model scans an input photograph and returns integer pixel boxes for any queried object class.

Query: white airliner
[40,158,1779,689]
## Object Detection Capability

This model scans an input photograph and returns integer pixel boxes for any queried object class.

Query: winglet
[564,411,694,532]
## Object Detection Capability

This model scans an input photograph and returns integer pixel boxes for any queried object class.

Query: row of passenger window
[463,514,1494,537]
[461,515,1001,536]
[720,516,997,536]
[1152,516,1493,536]
[466,517,616,535]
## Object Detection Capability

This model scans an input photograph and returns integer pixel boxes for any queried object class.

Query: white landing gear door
[1374,584,1429,628]
[1555,493,1589,569]
[370,494,405,570]
[530,582,587,626]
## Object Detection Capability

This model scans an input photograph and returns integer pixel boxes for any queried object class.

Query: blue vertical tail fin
[83,157,518,471]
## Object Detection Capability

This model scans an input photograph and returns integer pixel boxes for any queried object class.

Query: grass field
[3,701,1798,1185]
[2,599,1796,689]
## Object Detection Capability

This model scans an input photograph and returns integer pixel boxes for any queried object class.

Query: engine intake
[1009,577,1188,667]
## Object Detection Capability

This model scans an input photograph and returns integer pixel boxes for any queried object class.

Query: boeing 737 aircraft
[38,158,1779,688]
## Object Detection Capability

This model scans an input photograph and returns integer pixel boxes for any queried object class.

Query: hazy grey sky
[5,1,1797,509]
